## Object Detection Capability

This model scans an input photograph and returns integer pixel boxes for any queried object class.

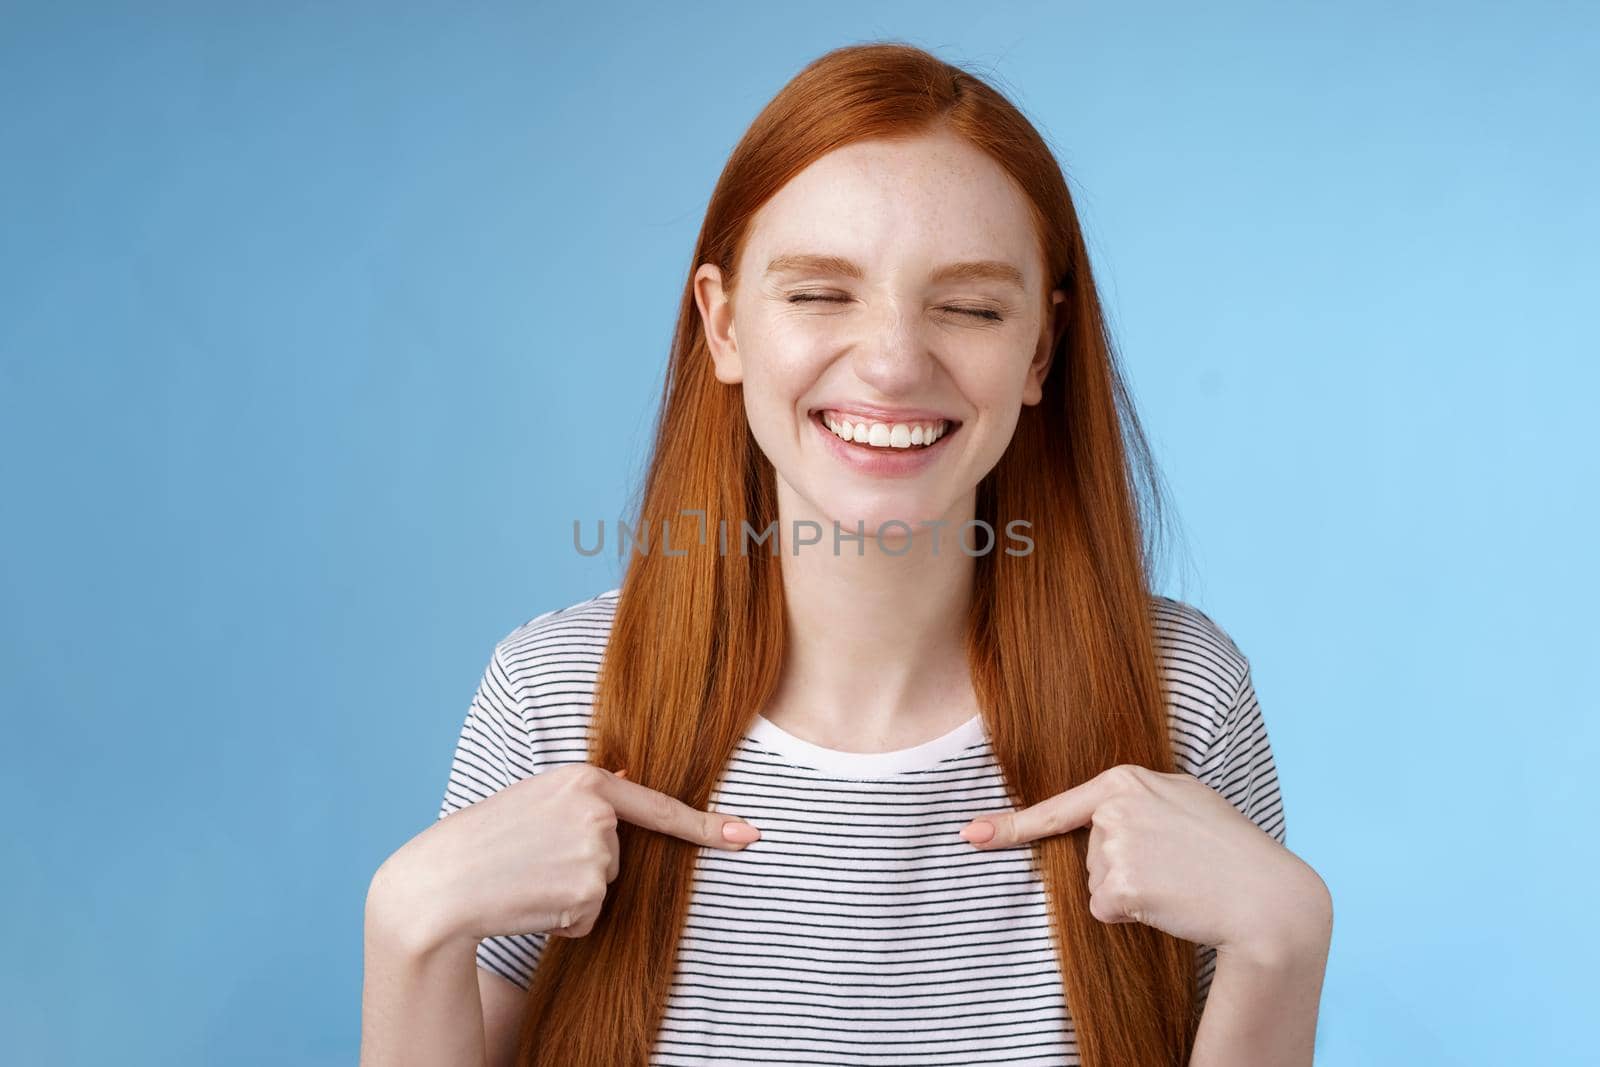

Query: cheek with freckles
[736,318,840,443]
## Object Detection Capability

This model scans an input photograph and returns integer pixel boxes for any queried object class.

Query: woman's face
[694,128,1066,539]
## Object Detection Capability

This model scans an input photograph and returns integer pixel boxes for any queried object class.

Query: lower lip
[809,412,959,478]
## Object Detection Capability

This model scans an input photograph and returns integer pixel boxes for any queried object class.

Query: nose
[849,296,935,395]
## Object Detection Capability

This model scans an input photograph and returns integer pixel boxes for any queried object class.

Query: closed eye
[786,293,1004,322]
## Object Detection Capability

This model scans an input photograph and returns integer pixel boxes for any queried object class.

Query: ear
[694,262,743,385]
[1021,288,1068,406]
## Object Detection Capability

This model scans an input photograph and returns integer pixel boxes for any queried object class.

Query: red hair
[516,41,1194,1066]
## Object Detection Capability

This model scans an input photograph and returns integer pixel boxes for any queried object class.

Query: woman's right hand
[378,763,761,951]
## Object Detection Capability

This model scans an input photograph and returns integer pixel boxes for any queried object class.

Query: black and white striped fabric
[437,587,1286,1066]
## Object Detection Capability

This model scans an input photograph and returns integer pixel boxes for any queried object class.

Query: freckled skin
[693,129,1067,542]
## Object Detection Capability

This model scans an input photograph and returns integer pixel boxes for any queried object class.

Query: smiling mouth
[808,408,963,451]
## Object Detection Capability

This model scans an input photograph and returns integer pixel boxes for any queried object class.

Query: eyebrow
[764,253,1027,291]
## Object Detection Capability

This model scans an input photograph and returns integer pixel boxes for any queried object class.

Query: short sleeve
[1197,662,1285,845]
[437,643,551,992]
[1192,660,1288,1019]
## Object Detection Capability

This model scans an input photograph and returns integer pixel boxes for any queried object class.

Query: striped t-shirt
[437,587,1286,1066]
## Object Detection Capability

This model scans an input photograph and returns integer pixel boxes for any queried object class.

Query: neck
[760,481,981,751]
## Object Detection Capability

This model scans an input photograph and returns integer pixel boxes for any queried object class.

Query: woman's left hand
[958,764,1329,961]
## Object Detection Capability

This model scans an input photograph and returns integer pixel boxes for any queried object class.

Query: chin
[805,489,964,543]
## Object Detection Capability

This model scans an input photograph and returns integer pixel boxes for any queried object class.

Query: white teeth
[820,410,949,450]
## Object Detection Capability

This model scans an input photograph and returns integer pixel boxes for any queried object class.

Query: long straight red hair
[514,41,1194,1066]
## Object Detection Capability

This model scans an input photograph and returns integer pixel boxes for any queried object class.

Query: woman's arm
[360,854,491,1067]
[360,763,755,1065]
[1189,873,1333,1067]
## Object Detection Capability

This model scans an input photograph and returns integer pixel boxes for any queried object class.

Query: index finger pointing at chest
[996,770,1115,847]
[600,773,759,851]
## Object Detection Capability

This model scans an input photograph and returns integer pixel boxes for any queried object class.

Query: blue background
[3,2,1595,1063]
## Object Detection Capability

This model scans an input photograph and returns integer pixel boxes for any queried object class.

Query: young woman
[363,41,1332,1067]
